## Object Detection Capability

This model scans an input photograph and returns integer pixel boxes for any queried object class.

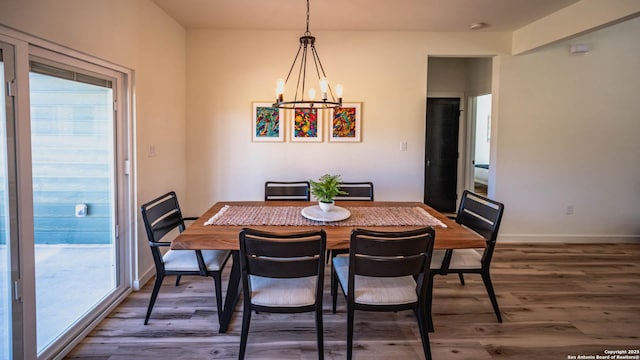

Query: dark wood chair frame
[331,227,435,360]
[334,181,374,201]
[264,180,310,201]
[140,191,231,325]
[427,190,505,331]
[238,228,327,360]
[327,181,374,262]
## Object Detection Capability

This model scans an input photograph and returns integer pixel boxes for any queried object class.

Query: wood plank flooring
[66,244,640,359]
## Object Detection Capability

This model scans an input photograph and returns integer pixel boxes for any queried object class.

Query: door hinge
[115,224,120,240]
[6,79,16,97]
[13,280,22,302]
[124,159,130,175]
[113,99,117,112]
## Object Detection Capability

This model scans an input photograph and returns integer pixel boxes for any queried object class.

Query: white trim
[499,234,640,243]
[133,265,155,291]
[1,31,39,360]
[0,25,132,75]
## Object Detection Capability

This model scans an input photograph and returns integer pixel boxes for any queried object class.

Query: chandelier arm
[310,45,337,102]
[310,45,326,79]
[284,43,305,85]
[302,41,311,102]
[310,45,323,81]
[294,42,308,102]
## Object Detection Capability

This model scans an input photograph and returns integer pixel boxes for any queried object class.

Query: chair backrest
[348,227,435,305]
[349,227,435,278]
[140,191,186,243]
[334,181,374,201]
[265,181,310,201]
[239,228,326,305]
[239,228,326,278]
[456,190,504,262]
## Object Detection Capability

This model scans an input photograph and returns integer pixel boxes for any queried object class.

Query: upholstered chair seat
[431,248,482,270]
[249,275,317,307]
[163,249,230,272]
[333,256,418,305]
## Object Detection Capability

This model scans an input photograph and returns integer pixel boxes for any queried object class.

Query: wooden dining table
[171,200,485,333]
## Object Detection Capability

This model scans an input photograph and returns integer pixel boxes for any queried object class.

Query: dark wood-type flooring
[66,243,640,359]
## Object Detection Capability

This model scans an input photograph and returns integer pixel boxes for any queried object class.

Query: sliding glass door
[28,56,121,354]
[0,32,131,359]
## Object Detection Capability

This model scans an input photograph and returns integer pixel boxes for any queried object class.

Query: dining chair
[327,181,374,262]
[428,190,505,330]
[332,227,435,360]
[334,181,374,201]
[238,228,327,359]
[140,191,231,325]
[264,180,311,201]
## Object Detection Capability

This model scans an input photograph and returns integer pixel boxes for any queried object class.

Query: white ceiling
[151,0,580,32]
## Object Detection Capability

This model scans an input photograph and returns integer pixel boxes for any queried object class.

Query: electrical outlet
[565,205,574,215]
[148,144,157,157]
[400,141,408,151]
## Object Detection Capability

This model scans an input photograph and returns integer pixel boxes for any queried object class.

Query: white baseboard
[499,234,640,243]
[133,266,155,291]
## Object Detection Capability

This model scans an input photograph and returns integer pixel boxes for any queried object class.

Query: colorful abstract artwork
[252,102,284,142]
[291,108,322,142]
[330,102,361,142]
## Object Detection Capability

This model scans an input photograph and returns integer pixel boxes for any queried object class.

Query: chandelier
[273,0,342,110]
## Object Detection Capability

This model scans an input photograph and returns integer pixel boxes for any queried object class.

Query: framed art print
[330,102,361,142]
[291,107,323,142]
[252,102,284,142]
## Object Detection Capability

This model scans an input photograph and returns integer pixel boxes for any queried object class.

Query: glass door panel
[1,46,11,360]
[29,63,117,352]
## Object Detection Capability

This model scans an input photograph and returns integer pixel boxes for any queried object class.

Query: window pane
[29,70,117,352]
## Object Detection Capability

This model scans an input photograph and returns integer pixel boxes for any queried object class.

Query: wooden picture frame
[252,102,284,142]
[290,107,323,142]
[329,102,361,142]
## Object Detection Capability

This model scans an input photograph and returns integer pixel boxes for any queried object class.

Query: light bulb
[276,78,285,95]
[335,84,343,98]
[309,88,316,100]
[319,78,328,92]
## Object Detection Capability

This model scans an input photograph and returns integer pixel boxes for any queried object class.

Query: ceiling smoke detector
[470,22,488,30]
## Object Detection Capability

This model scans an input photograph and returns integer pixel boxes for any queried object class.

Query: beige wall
[186,29,510,213]
[186,19,640,242]
[496,16,640,240]
[0,0,188,282]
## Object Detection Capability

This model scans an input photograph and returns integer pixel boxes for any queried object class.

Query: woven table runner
[204,205,446,227]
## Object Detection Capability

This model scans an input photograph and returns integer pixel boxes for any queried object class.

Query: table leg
[219,250,241,333]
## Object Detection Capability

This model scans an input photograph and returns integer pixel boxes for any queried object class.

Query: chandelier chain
[305,0,311,35]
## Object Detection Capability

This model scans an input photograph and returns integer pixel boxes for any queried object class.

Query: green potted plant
[309,174,348,212]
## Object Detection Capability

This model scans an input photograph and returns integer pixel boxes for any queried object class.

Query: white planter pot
[318,201,335,212]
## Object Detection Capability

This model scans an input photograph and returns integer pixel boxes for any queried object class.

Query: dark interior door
[424,97,460,212]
